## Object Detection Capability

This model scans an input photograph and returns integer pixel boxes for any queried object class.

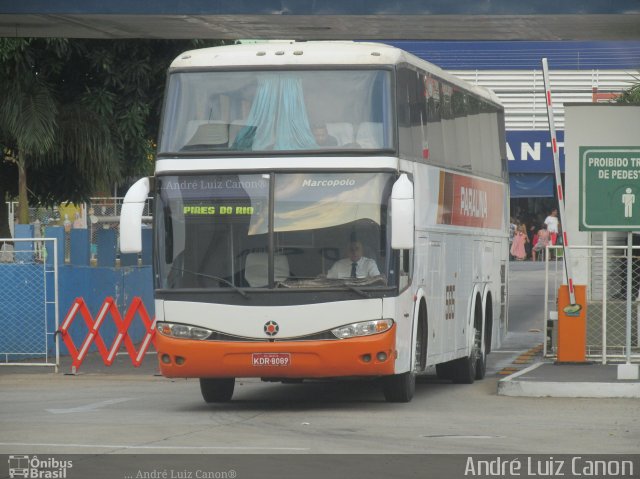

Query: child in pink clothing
[510,224,528,260]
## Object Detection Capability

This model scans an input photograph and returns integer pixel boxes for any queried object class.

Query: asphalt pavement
[1,260,639,464]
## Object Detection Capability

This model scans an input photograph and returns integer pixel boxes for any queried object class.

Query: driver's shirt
[327,257,380,279]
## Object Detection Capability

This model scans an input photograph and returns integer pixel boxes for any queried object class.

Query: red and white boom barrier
[542,58,581,312]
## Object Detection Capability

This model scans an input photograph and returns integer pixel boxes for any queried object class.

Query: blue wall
[0,225,155,360]
[57,265,154,355]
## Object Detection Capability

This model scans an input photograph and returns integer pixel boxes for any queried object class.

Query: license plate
[252,352,291,367]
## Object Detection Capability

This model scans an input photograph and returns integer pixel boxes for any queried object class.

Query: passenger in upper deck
[312,124,338,147]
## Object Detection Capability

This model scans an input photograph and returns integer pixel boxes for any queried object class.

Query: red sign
[437,171,504,229]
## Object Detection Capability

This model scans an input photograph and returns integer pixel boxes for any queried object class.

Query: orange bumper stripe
[156,325,397,378]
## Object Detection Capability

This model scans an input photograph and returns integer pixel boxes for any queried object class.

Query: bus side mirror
[120,177,150,254]
[391,174,414,250]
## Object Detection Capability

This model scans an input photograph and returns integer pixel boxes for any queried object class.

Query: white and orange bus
[120,41,509,403]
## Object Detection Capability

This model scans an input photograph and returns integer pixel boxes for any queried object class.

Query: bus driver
[327,240,380,279]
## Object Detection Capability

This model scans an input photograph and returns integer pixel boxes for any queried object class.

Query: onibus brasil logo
[8,455,73,478]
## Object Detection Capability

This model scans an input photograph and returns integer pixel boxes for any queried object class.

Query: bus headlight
[157,322,212,340]
[331,319,393,339]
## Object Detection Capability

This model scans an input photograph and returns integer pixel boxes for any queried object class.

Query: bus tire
[435,361,454,380]
[200,378,235,403]
[414,301,428,373]
[475,349,486,380]
[475,328,487,380]
[453,295,483,384]
[476,298,492,380]
[451,354,476,384]
[382,372,415,403]
[472,320,487,380]
[452,325,482,383]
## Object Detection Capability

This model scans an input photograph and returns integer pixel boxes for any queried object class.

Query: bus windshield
[156,172,395,291]
[159,70,393,154]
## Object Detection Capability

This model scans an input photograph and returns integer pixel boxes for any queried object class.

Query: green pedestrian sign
[579,147,640,231]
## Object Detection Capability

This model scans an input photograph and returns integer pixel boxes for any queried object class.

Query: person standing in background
[532,224,550,262]
[510,224,529,261]
[509,217,517,260]
[526,221,537,259]
[544,208,560,245]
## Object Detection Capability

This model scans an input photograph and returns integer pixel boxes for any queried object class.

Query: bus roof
[170,41,502,106]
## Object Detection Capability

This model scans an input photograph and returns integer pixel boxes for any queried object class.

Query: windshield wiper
[340,283,372,298]
[170,267,248,298]
[277,277,374,297]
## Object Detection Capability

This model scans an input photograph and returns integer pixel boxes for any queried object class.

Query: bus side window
[397,67,425,161]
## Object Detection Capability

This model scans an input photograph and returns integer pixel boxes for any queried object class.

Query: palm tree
[0,40,119,225]
[0,76,119,225]
[0,37,223,231]
[0,74,56,224]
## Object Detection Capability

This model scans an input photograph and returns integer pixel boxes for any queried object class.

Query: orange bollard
[557,285,587,363]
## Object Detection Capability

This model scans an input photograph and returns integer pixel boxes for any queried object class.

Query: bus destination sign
[183,204,255,216]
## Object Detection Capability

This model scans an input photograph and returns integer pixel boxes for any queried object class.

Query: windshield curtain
[159,70,393,154]
[156,173,395,290]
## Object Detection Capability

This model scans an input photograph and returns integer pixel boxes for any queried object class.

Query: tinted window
[160,70,393,154]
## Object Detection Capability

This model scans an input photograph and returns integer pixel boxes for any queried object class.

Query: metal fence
[0,238,59,369]
[544,244,640,363]
[8,198,153,264]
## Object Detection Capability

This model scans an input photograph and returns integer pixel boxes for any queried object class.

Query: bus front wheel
[382,372,415,403]
[199,378,235,403]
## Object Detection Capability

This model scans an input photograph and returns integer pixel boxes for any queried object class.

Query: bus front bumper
[156,326,397,379]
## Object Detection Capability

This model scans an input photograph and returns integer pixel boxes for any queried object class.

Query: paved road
[0,262,638,457]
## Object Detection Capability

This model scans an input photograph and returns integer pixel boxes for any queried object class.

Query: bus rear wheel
[452,326,481,384]
[451,354,476,384]
[475,328,487,380]
[199,378,235,403]
[435,361,455,380]
[382,372,415,403]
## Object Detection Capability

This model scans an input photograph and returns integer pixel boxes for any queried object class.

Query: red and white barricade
[59,297,157,373]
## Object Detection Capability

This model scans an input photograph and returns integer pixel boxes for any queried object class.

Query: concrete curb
[498,362,640,398]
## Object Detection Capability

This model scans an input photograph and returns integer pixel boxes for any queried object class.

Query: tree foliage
[615,73,640,104]
[0,38,225,226]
